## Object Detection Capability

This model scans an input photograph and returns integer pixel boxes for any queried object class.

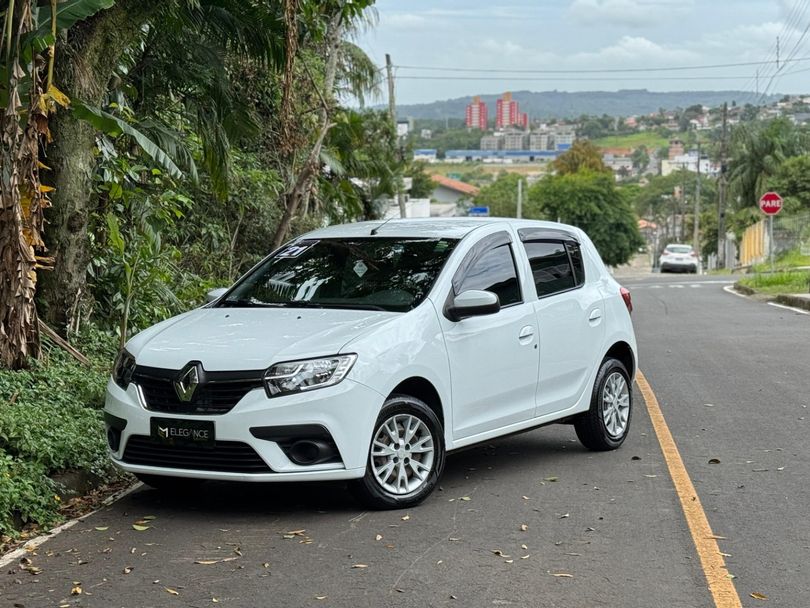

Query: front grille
[122,435,272,473]
[132,366,264,415]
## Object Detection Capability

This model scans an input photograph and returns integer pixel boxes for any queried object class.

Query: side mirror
[205,287,228,303]
[446,289,500,322]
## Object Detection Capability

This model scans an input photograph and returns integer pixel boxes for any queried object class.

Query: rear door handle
[518,325,534,343]
[589,309,602,322]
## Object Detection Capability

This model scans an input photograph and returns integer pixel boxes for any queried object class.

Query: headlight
[112,349,137,389]
[264,354,357,397]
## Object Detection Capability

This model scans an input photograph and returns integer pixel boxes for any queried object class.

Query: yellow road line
[636,371,742,608]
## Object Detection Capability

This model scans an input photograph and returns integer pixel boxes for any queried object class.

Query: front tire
[575,358,632,451]
[350,394,445,509]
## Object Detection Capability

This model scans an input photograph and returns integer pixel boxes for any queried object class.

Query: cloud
[383,13,429,29]
[567,0,694,28]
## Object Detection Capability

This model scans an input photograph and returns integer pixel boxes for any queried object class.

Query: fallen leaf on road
[287,529,306,535]
[521,555,530,559]
[351,564,368,569]
[505,559,514,564]
[644,474,657,478]
[750,592,768,600]
[375,534,383,541]
[520,524,528,531]
[132,524,150,531]
[491,550,510,558]
[165,587,179,595]
[401,515,410,521]
[719,552,732,557]
[194,557,239,565]
[559,513,569,519]
[631,456,641,460]
[522,496,531,500]
[706,534,726,540]
[521,544,528,550]
[262,562,270,569]
[449,537,461,542]
[123,567,133,574]
[315,596,327,600]
[460,496,471,501]
[71,584,82,595]
[551,573,573,578]
[94,526,108,531]
[544,476,558,482]
[708,459,721,464]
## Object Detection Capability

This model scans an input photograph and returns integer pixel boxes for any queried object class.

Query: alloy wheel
[370,413,435,495]
[601,371,630,438]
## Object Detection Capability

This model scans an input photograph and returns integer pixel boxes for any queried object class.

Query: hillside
[397,89,779,120]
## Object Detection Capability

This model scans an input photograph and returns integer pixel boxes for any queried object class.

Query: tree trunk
[270,7,343,250]
[37,0,162,332]
[0,0,44,369]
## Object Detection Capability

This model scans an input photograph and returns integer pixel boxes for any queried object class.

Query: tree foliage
[529,171,643,266]
[552,140,610,175]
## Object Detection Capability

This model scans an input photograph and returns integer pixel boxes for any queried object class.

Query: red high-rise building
[495,92,527,129]
[465,96,488,130]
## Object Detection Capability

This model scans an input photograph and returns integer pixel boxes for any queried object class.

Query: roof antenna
[370,217,394,236]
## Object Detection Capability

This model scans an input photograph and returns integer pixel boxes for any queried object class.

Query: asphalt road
[2,273,808,608]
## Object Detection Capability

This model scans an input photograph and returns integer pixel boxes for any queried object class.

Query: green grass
[738,270,810,295]
[751,249,810,273]
[592,131,673,150]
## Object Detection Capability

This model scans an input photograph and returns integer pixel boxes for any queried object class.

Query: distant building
[465,96,488,130]
[529,131,550,150]
[553,127,575,150]
[495,92,527,130]
[668,138,685,160]
[413,149,438,162]
[502,130,527,150]
[430,175,480,205]
[480,134,502,151]
[661,151,720,177]
[420,129,432,139]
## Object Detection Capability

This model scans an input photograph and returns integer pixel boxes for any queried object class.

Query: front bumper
[104,377,384,482]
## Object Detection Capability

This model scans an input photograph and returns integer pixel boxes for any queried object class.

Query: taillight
[620,287,633,314]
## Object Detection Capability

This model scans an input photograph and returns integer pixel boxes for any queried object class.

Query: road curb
[732,281,757,296]
[775,294,810,312]
[0,482,141,569]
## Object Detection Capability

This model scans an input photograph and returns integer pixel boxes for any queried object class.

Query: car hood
[127,307,396,371]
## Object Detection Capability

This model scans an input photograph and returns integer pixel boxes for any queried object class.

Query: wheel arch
[604,341,636,380]
[389,376,445,430]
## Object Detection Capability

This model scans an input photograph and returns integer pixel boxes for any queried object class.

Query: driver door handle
[518,325,534,343]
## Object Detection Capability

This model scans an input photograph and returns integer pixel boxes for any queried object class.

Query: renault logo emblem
[174,363,200,402]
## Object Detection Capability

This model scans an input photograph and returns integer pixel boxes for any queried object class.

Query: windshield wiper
[219,299,285,308]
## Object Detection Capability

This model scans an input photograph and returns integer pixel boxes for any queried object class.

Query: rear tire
[575,358,632,451]
[135,473,204,493]
[350,394,445,509]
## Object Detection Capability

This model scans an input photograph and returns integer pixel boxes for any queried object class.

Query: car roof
[302,218,582,240]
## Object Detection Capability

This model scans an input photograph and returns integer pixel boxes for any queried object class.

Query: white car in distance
[659,243,698,273]
[106,218,637,509]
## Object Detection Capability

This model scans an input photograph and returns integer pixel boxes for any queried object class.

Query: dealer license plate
[150,417,215,447]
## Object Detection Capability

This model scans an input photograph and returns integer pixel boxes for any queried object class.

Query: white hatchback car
[105,219,637,509]
[659,243,698,273]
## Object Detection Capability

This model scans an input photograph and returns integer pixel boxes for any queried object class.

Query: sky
[356,0,810,105]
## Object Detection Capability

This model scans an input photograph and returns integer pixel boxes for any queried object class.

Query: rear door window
[522,240,582,298]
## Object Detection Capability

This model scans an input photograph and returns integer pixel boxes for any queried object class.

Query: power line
[396,74,762,82]
[394,56,810,75]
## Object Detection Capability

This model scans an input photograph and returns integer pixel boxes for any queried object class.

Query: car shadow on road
[121,426,588,516]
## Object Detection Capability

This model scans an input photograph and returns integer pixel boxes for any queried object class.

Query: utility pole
[386,53,407,219]
[693,138,701,267]
[717,102,729,268]
[516,179,523,219]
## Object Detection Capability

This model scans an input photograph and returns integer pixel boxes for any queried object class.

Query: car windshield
[666,245,692,254]
[220,237,459,313]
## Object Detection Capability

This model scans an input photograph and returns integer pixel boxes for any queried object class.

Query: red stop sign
[759,191,783,215]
